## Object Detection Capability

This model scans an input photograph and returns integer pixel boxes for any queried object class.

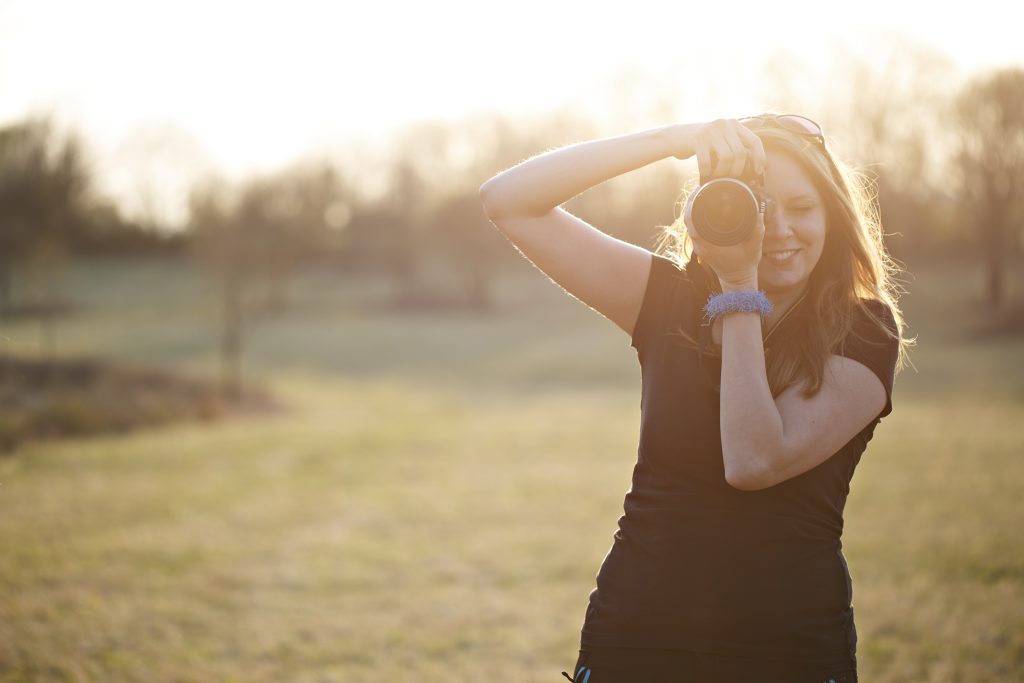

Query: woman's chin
[760,272,809,295]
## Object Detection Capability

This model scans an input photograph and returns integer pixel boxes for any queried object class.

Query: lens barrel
[690,178,760,246]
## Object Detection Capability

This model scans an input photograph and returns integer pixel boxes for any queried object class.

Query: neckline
[763,287,810,345]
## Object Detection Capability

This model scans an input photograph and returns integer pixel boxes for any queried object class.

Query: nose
[764,200,793,238]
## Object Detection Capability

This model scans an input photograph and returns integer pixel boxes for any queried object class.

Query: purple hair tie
[703,290,773,323]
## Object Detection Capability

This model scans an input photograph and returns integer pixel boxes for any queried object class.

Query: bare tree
[189,179,251,402]
[428,190,507,310]
[378,121,472,307]
[820,42,958,257]
[953,67,1024,310]
[188,162,352,399]
[0,115,93,361]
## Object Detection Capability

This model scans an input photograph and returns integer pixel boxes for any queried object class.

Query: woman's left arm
[716,288,887,490]
[680,118,888,489]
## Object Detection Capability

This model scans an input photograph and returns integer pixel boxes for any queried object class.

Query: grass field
[0,254,1022,682]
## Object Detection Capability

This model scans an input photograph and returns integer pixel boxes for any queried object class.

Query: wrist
[666,123,697,160]
[703,289,773,323]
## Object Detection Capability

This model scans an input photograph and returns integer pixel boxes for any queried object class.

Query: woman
[478,115,911,683]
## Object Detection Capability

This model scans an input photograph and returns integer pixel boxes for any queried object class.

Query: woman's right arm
[478,123,697,337]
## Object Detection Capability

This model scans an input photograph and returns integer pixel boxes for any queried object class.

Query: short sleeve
[630,252,688,352]
[837,299,900,420]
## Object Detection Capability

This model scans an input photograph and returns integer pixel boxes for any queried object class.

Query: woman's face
[757,150,828,298]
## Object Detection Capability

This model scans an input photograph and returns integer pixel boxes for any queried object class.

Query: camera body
[690,164,767,247]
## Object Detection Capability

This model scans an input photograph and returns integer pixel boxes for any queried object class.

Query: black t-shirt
[579,252,900,664]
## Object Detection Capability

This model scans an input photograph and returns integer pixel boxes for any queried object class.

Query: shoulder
[646,252,708,299]
[650,251,688,279]
[630,252,705,351]
[858,297,897,328]
[847,298,899,347]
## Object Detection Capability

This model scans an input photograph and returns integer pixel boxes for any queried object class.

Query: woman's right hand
[669,120,766,183]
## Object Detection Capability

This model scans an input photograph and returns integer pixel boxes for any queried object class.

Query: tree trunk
[985,204,1006,309]
[40,307,56,364]
[986,237,1004,309]
[0,259,11,319]
[393,246,420,308]
[221,275,243,403]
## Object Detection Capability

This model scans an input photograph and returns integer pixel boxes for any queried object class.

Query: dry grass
[0,354,282,453]
[0,254,1021,681]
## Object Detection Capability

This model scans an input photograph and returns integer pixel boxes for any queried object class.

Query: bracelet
[703,290,773,323]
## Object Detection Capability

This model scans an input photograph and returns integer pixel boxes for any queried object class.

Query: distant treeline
[2,62,1022,317]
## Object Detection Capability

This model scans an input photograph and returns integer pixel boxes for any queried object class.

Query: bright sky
[1,0,1020,227]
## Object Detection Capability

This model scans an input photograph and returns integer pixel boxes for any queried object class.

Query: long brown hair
[654,123,915,399]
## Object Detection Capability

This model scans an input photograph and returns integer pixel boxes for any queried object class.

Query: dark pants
[562,646,857,683]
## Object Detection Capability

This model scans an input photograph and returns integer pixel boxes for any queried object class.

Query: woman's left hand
[684,191,765,289]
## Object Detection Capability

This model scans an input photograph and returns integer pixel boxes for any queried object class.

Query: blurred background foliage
[2,57,1021,319]
[2,53,1023,444]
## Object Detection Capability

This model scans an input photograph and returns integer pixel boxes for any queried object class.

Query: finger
[736,125,766,176]
[695,141,713,185]
[721,124,749,178]
[708,130,736,179]
[704,120,736,179]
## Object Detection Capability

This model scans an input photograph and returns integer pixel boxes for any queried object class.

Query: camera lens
[691,178,759,246]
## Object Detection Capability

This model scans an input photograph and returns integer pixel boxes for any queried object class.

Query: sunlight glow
[0,0,1019,227]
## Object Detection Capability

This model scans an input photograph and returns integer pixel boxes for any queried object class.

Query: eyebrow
[782,194,818,203]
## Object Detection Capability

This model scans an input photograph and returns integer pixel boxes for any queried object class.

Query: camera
[689,160,766,247]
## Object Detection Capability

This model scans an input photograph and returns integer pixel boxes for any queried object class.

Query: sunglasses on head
[739,114,825,147]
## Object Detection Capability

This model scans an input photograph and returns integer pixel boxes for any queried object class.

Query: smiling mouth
[765,249,800,264]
